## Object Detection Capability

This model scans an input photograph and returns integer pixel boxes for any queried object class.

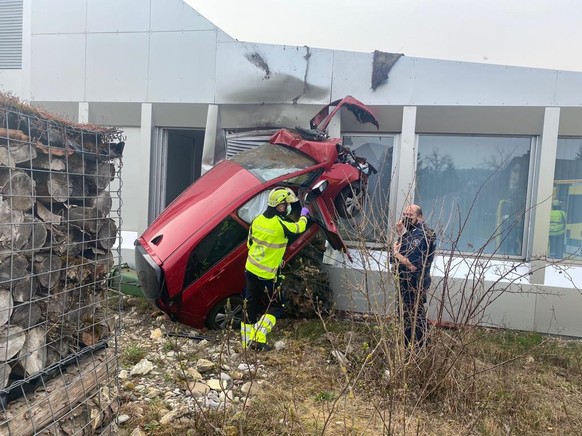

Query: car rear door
[176,215,249,325]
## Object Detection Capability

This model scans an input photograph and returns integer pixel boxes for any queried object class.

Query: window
[416,135,532,256]
[238,188,317,247]
[230,142,317,184]
[183,217,248,288]
[238,190,270,224]
[339,135,394,242]
[551,138,582,260]
[0,0,23,69]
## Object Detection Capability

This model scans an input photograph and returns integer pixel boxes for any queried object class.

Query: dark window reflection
[339,135,394,243]
[551,138,582,260]
[417,135,532,257]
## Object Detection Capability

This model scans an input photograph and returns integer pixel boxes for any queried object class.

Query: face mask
[402,217,414,230]
[286,204,292,216]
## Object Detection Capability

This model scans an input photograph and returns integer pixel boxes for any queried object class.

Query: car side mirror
[303,180,328,206]
[311,180,328,196]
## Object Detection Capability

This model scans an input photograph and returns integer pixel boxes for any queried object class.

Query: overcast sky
[185,0,582,72]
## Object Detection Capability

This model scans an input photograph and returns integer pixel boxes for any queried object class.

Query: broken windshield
[231,142,317,183]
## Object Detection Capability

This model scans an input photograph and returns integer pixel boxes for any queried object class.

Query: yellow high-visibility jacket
[549,209,566,236]
[245,214,307,279]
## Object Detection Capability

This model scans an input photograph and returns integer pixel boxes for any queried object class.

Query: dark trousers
[243,270,284,324]
[549,234,564,259]
[398,271,428,349]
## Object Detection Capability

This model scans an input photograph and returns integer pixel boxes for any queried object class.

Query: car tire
[205,295,244,330]
[334,182,363,219]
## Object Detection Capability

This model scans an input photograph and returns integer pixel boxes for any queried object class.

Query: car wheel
[206,295,244,330]
[334,183,363,219]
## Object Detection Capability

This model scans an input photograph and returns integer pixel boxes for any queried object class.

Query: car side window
[183,216,248,289]
[238,191,270,224]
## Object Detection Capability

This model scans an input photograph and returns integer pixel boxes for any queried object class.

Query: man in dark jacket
[392,204,436,350]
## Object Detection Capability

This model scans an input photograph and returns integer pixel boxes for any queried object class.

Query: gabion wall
[0,95,124,435]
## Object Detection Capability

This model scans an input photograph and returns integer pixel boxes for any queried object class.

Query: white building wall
[115,126,145,265]
[27,0,229,103]
[215,42,333,104]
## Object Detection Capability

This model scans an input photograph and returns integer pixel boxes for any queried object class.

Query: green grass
[474,328,582,373]
[122,343,147,366]
[286,318,354,341]
[314,391,336,402]
[162,340,176,352]
[130,296,156,314]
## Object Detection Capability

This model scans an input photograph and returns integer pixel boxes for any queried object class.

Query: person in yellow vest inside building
[549,199,567,259]
[241,187,310,351]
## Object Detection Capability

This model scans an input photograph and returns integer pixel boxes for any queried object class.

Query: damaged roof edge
[371,51,404,91]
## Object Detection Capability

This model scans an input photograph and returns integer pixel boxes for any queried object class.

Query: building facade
[2,0,582,335]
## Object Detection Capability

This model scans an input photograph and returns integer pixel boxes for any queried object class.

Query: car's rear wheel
[334,182,363,219]
[206,295,244,330]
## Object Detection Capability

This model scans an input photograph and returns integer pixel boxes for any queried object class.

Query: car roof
[141,160,261,262]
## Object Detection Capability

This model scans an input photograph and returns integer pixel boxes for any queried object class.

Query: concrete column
[20,0,32,100]
[530,107,560,284]
[201,104,219,175]
[394,106,417,217]
[78,102,89,123]
[327,110,341,139]
[140,103,153,230]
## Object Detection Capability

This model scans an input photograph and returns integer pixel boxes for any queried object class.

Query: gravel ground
[114,296,275,435]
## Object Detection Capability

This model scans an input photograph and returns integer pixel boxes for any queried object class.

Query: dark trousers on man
[243,270,284,324]
[398,271,428,350]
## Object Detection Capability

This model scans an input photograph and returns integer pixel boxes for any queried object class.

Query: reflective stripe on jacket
[245,214,307,279]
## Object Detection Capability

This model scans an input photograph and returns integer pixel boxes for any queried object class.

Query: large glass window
[339,135,394,242]
[417,135,532,257]
[551,138,582,260]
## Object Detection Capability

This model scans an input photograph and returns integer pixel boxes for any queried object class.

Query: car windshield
[231,142,317,182]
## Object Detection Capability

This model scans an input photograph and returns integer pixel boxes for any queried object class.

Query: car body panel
[310,95,380,131]
[270,129,339,164]
[173,228,248,324]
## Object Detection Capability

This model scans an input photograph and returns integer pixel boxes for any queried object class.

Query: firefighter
[241,187,310,350]
[549,199,566,259]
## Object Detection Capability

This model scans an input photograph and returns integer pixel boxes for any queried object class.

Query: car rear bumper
[135,241,163,304]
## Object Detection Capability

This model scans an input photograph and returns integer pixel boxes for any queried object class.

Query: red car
[135,96,379,329]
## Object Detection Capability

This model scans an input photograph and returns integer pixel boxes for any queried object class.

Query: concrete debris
[129,358,154,376]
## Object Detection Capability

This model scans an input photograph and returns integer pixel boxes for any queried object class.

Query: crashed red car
[135,96,379,329]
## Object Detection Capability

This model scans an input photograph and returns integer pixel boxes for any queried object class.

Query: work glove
[300,207,310,217]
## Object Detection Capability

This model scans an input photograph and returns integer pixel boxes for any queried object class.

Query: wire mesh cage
[0,93,124,435]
